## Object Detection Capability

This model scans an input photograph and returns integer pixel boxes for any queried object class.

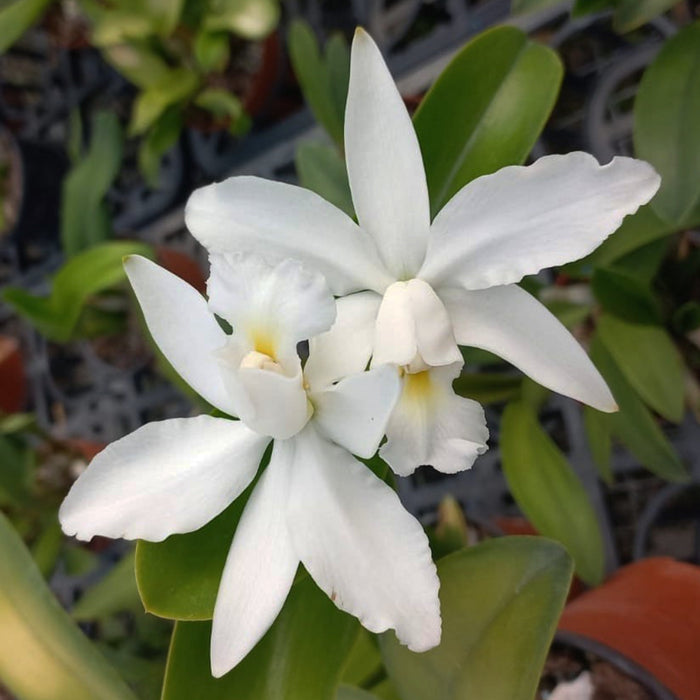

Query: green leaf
[597,314,684,423]
[380,537,573,700]
[545,299,592,330]
[73,549,142,621]
[0,511,138,700]
[635,21,700,227]
[673,301,700,334]
[62,111,123,256]
[194,88,243,121]
[589,338,688,482]
[0,434,32,506]
[194,30,230,73]
[452,371,522,404]
[138,107,183,188]
[584,204,676,267]
[0,0,53,53]
[571,0,614,15]
[337,687,381,700]
[161,573,358,699]
[204,0,279,40]
[135,476,256,620]
[341,629,383,687]
[31,515,63,579]
[583,405,613,485]
[591,266,662,324]
[295,142,354,217]
[500,401,605,585]
[613,0,678,33]
[102,43,172,90]
[413,26,562,216]
[3,241,154,342]
[130,69,199,135]
[288,20,350,148]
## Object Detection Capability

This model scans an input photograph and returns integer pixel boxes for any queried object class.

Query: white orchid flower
[184,28,661,477]
[59,253,440,677]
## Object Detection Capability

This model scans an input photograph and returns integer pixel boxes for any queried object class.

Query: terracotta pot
[0,335,27,413]
[558,558,700,700]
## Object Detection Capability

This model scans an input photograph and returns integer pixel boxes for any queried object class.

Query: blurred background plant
[1,0,699,699]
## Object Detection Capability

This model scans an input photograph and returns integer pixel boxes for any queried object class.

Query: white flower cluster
[59,29,659,677]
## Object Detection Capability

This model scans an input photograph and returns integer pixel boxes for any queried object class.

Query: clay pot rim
[554,630,678,700]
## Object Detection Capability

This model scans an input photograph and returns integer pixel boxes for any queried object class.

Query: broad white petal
[311,364,401,458]
[216,340,311,440]
[185,176,392,296]
[305,292,382,391]
[125,256,236,415]
[60,416,270,542]
[211,440,298,677]
[420,153,661,289]
[287,426,441,652]
[208,253,335,364]
[441,284,616,411]
[381,363,489,476]
[345,29,430,279]
[372,280,461,368]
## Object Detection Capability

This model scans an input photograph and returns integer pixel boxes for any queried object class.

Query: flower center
[239,350,285,375]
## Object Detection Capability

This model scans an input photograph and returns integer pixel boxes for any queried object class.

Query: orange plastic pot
[558,558,700,700]
[0,335,27,413]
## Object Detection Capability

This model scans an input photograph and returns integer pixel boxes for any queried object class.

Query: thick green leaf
[500,401,605,585]
[130,69,199,135]
[0,0,53,53]
[194,88,243,121]
[135,477,256,620]
[380,537,573,700]
[62,111,123,256]
[0,434,32,506]
[0,512,137,700]
[413,26,562,216]
[31,515,63,579]
[161,573,358,699]
[597,314,684,423]
[73,549,142,620]
[204,0,279,40]
[589,338,688,482]
[583,405,613,485]
[591,266,662,324]
[584,204,676,267]
[337,687,381,700]
[3,241,153,342]
[341,629,383,687]
[102,43,172,90]
[288,20,346,147]
[635,22,700,227]
[295,142,354,217]
[674,301,700,334]
[194,30,230,73]
[138,107,183,187]
[571,0,614,15]
[613,0,678,33]
[452,371,522,404]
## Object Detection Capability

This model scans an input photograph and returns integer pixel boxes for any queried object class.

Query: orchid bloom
[59,253,440,677]
[184,28,661,477]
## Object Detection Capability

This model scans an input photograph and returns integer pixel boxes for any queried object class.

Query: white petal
[185,176,392,296]
[59,416,270,542]
[311,364,401,458]
[207,253,335,364]
[381,363,489,477]
[441,284,617,411]
[287,426,441,652]
[372,280,461,368]
[420,153,661,289]
[211,440,298,677]
[304,292,382,390]
[216,341,311,440]
[124,255,236,416]
[345,29,430,279]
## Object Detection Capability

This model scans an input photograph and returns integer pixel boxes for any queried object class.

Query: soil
[539,643,655,700]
